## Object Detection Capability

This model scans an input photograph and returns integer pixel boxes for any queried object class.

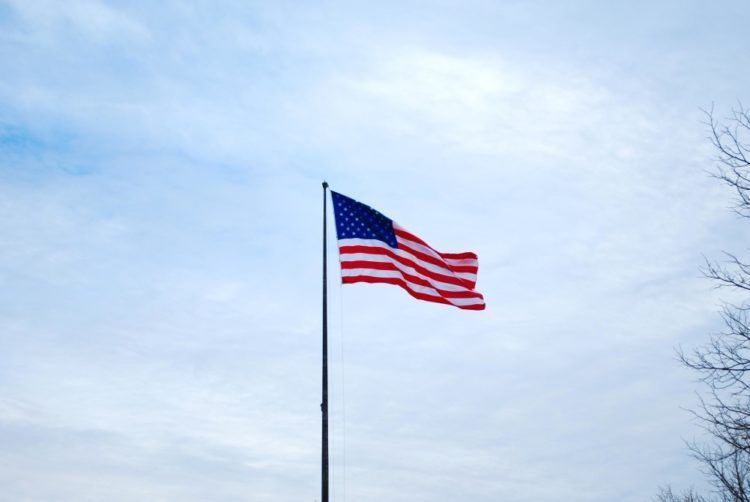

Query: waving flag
[331,191,485,310]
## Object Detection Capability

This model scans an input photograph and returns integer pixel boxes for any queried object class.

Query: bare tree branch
[663,104,750,501]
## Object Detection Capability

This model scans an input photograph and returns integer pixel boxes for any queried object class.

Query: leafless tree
[658,105,750,501]
[706,105,750,218]
[656,485,712,502]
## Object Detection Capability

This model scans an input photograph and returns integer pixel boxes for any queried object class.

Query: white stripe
[340,250,476,286]
[443,256,479,267]
[394,235,478,288]
[341,269,485,307]
[338,238,477,283]
[396,236,477,269]
[339,253,476,293]
[393,223,479,266]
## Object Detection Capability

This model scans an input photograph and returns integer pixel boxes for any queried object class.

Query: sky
[1,1,750,500]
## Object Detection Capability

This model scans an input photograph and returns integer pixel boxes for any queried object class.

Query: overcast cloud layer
[1,1,750,501]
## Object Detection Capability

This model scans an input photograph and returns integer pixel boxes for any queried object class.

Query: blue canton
[331,191,397,248]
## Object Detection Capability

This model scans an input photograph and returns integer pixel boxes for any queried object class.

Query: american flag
[331,191,485,311]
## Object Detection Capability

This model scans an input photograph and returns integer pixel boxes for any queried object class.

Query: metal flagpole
[321,181,329,502]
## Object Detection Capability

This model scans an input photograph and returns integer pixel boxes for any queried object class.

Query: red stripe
[395,242,478,291]
[441,252,478,260]
[396,241,478,274]
[340,261,484,299]
[341,242,477,275]
[394,228,478,260]
[342,276,485,310]
[340,246,476,288]
[340,244,477,275]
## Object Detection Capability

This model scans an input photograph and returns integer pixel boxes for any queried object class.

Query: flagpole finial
[322,181,329,189]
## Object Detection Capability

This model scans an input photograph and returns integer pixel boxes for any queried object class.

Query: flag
[331,191,485,310]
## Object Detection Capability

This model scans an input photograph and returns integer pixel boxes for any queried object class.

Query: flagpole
[321,181,329,502]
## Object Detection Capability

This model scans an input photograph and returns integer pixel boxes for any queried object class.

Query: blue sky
[1,1,750,500]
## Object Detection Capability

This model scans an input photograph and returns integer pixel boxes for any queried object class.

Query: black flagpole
[321,181,329,502]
